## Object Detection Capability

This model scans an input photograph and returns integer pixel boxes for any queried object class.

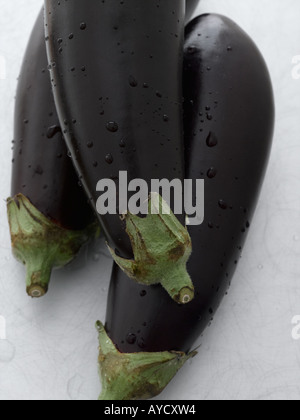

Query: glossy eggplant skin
[44,0,186,258]
[12,9,93,231]
[105,14,275,354]
[186,0,200,23]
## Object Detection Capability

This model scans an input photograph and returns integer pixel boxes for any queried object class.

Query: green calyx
[97,321,197,401]
[7,194,97,298]
[108,193,194,305]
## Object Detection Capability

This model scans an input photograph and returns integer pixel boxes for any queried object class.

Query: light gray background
[0,0,299,401]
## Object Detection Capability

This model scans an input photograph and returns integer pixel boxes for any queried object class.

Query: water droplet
[218,200,228,210]
[140,290,147,297]
[105,154,114,164]
[126,333,137,345]
[227,46,233,52]
[93,161,98,168]
[258,264,264,270]
[47,125,61,139]
[69,33,74,40]
[129,75,138,87]
[80,23,87,30]
[106,122,119,133]
[156,91,162,98]
[87,141,94,148]
[138,338,146,349]
[67,150,72,158]
[163,115,169,122]
[35,165,43,175]
[187,45,197,54]
[207,167,217,179]
[206,132,218,147]
[119,139,126,148]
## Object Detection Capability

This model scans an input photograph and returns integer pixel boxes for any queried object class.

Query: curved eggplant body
[105,14,275,356]
[8,10,96,297]
[44,0,186,259]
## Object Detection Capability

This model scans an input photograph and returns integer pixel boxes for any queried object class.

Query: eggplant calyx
[108,192,194,304]
[96,321,197,401]
[7,193,96,298]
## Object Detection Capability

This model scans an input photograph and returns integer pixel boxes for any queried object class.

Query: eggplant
[44,0,195,304]
[186,0,200,23]
[7,9,97,298]
[97,14,275,400]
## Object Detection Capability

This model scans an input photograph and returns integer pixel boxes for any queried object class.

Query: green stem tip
[96,321,197,401]
[7,194,97,298]
[108,192,194,304]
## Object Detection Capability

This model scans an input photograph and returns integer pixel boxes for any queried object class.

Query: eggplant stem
[108,192,194,304]
[7,194,97,298]
[96,321,197,401]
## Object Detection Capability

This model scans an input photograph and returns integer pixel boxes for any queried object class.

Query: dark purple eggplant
[44,0,194,304]
[97,14,275,400]
[7,9,97,298]
[186,0,200,23]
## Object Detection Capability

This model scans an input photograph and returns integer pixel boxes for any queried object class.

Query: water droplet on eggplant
[106,122,119,133]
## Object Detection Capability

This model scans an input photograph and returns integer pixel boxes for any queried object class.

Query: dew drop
[119,139,126,148]
[87,141,94,148]
[106,122,119,133]
[218,200,228,210]
[140,290,147,297]
[206,132,218,147]
[80,23,87,30]
[207,167,217,179]
[129,75,138,87]
[187,45,197,54]
[105,154,114,164]
[47,125,61,139]
[138,338,146,349]
[126,333,137,345]
[35,165,43,175]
